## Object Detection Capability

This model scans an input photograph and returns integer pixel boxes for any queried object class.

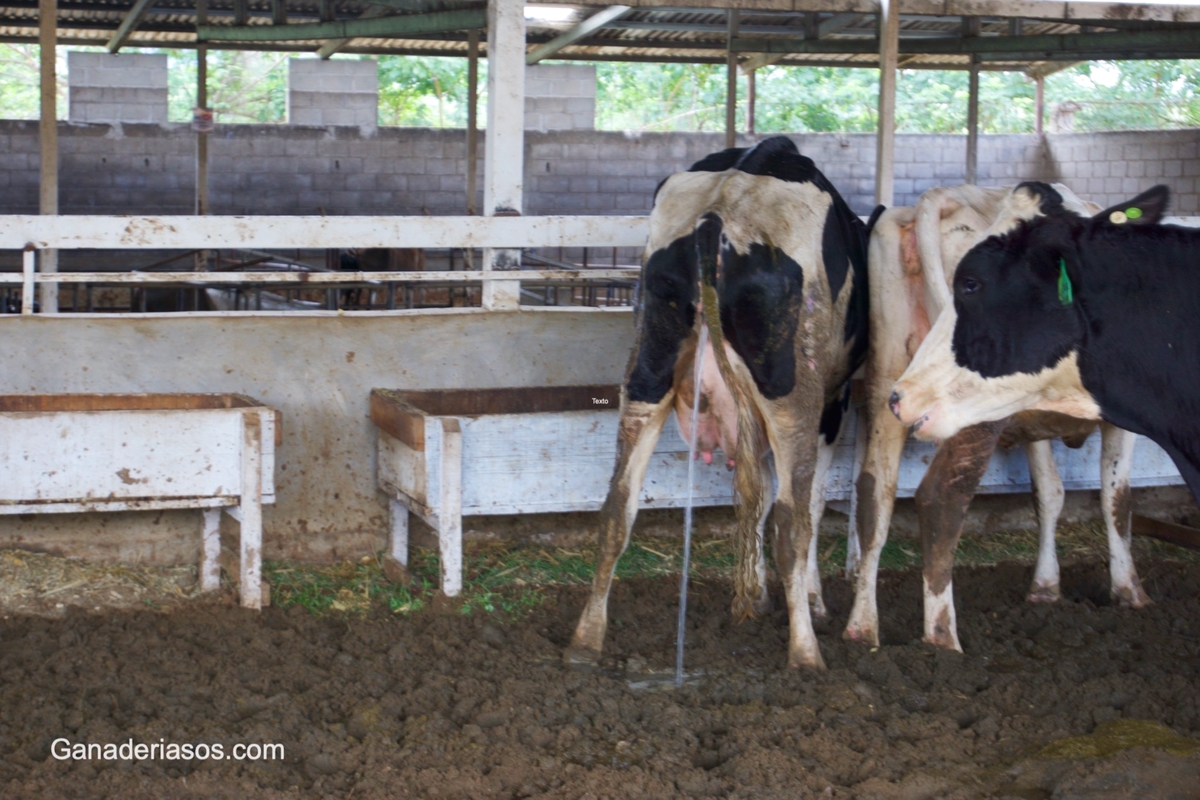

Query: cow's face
[891,184,1170,440]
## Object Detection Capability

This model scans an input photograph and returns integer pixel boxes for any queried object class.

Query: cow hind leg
[916,421,1005,652]
[565,394,675,664]
[1025,440,1064,602]
[844,405,907,646]
[805,430,839,620]
[1100,423,1151,608]
[771,426,825,670]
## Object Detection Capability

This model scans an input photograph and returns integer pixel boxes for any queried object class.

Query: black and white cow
[892,183,1200,505]
[565,136,873,669]
[848,184,1150,652]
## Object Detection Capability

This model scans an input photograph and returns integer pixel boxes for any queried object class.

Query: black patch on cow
[819,384,851,445]
[688,146,749,174]
[626,234,697,403]
[951,220,1084,379]
[714,238,804,401]
[1013,181,1068,217]
[865,204,887,237]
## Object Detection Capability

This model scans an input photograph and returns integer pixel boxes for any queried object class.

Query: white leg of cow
[566,395,675,664]
[1025,440,1064,602]
[1100,423,1151,608]
[806,434,838,620]
[768,422,825,670]
[844,406,907,646]
[845,405,869,581]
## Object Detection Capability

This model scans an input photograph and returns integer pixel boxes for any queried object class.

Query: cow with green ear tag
[890,183,1200,507]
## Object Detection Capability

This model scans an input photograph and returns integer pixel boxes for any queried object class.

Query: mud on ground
[3,559,1200,799]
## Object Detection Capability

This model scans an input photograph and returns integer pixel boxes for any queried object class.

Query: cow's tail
[694,212,765,622]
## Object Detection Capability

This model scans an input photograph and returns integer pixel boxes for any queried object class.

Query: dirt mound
[3,559,1200,798]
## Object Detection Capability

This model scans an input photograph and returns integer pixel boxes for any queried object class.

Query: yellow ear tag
[1125,207,1143,220]
[1109,210,1128,225]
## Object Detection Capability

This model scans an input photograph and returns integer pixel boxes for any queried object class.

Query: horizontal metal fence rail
[0,214,652,315]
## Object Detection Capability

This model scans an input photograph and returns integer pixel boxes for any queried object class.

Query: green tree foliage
[377,55,481,127]
[0,44,67,118]
[169,50,289,124]
[1044,60,1200,131]
[594,62,734,131]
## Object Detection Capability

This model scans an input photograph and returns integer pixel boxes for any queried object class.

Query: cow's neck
[1075,226,1200,500]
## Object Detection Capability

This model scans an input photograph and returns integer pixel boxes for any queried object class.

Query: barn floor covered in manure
[3,533,1200,799]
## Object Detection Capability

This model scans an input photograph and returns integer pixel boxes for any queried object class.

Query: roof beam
[818,12,859,37]
[106,0,156,52]
[318,3,389,58]
[739,12,856,72]
[731,27,1200,57]
[1026,60,1082,79]
[526,5,631,64]
[197,7,487,42]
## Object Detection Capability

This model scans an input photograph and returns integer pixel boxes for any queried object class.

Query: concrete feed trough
[0,393,279,608]
[371,385,754,596]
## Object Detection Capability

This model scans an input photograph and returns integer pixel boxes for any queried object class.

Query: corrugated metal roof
[1,0,1198,73]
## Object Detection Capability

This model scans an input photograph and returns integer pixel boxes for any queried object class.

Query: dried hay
[0,549,204,617]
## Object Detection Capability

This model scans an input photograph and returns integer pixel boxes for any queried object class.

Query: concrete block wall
[1044,130,1200,213]
[287,59,378,130]
[525,64,595,132]
[0,120,1195,218]
[67,52,169,125]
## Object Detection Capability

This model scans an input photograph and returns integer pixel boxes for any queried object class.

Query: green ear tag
[1125,207,1143,220]
[1057,258,1074,306]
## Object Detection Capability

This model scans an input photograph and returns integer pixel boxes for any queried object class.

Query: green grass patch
[263,522,1200,620]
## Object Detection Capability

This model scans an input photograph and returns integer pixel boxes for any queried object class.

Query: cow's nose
[888,390,903,420]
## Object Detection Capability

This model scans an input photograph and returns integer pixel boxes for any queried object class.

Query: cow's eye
[959,278,981,295]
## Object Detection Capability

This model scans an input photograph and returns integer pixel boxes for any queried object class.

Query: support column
[964,17,980,185]
[482,0,525,311]
[747,68,756,135]
[196,0,209,219]
[966,57,979,184]
[38,0,58,313]
[725,10,738,149]
[874,0,898,206]
[466,28,479,216]
[1035,76,1044,135]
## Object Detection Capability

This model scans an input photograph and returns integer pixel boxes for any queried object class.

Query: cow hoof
[809,596,828,621]
[787,649,827,671]
[1113,585,1153,609]
[922,632,962,653]
[1026,584,1061,603]
[842,625,879,647]
[562,642,601,666]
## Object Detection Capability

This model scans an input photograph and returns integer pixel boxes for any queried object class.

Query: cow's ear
[1013,182,1066,216]
[1095,185,1170,227]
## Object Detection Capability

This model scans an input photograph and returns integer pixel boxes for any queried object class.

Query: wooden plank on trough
[1132,514,1200,552]
[370,389,427,451]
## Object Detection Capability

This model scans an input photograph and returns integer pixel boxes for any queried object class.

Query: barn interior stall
[2,0,1200,796]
